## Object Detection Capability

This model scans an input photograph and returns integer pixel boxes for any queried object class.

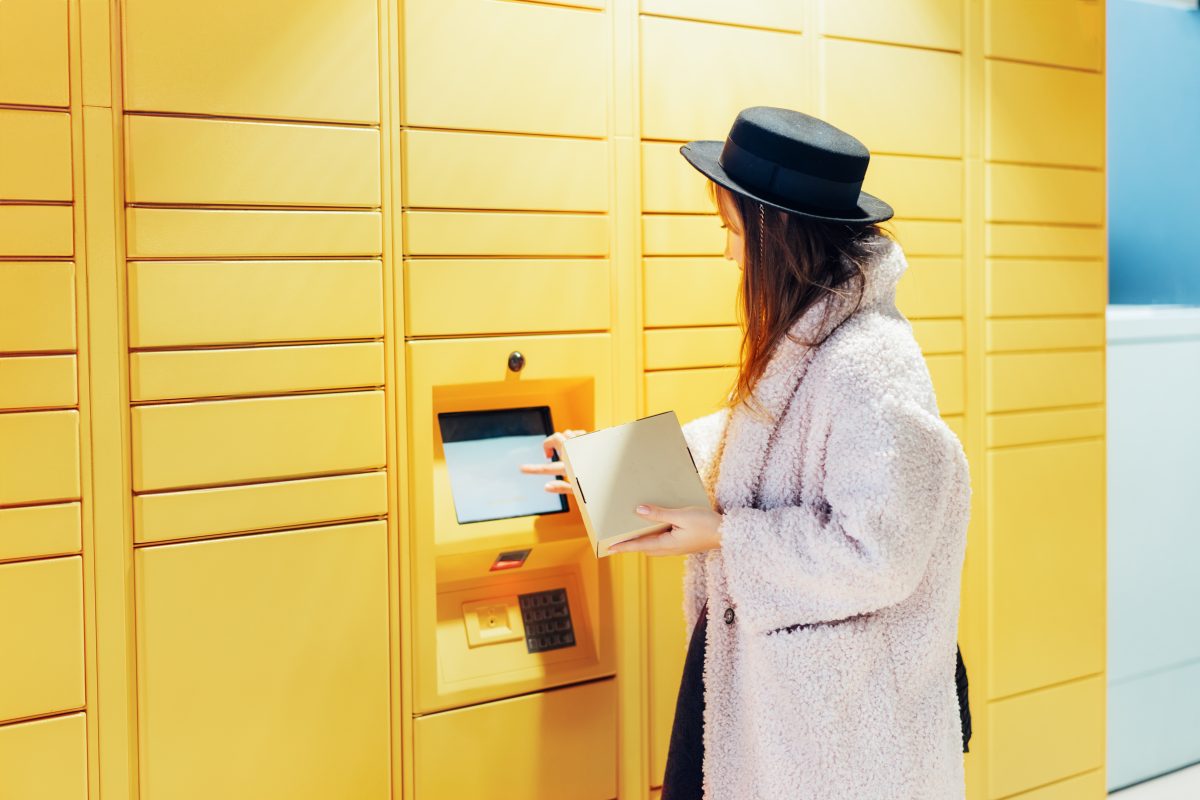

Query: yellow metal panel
[0,713,87,800]
[404,0,607,135]
[986,223,1107,259]
[863,154,964,220]
[641,15,809,141]
[413,679,617,800]
[987,350,1104,413]
[0,354,76,410]
[0,206,74,257]
[0,410,80,505]
[128,260,384,348]
[823,39,962,157]
[927,354,964,416]
[643,367,736,421]
[821,0,962,50]
[989,440,1105,697]
[432,569,608,705]
[643,326,740,370]
[987,259,1107,317]
[987,406,1105,449]
[896,257,963,319]
[0,557,85,722]
[0,109,72,201]
[407,333,614,557]
[910,319,963,355]
[135,523,391,800]
[641,0,803,31]
[986,0,1103,71]
[130,342,385,402]
[125,115,381,206]
[405,330,618,715]
[942,414,965,444]
[403,129,608,212]
[123,0,379,123]
[133,471,388,545]
[647,554,689,786]
[131,390,387,492]
[0,502,81,562]
[642,141,714,214]
[127,208,383,258]
[987,318,1105,353]
[1001,769,1106,800]
[988,676,1105,798]
[0,0,69,107]
[987,60,1104,168]
[0,263,76,352]
[887,220,962,256]
[405,211,609,257]
[987,163,1105,225]
[642,214,723,256]
[644,257,739,327]
[80,0,113,105]
[405,259,611,336]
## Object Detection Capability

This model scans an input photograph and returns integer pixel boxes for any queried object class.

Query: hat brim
[680,140,895,225]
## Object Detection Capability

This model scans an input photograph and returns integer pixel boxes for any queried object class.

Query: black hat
[680,106,894,225]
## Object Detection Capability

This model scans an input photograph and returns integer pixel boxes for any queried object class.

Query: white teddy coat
[678,235,972,799]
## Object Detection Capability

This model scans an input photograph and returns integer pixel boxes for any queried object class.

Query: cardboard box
[559,410,711,557]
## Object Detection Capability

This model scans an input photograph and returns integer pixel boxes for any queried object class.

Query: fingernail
[636,505,649,514]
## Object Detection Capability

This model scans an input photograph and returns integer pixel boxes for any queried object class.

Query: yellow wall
[0,0,1106,798]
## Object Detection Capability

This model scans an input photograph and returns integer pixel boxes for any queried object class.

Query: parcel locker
[407,333,618,716]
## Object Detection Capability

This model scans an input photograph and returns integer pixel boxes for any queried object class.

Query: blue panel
[1108,0,1200,304]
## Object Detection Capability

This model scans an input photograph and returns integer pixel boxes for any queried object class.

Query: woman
[527,107,972,798]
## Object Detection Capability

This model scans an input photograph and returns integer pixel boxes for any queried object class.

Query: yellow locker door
[0,557,85,724]
[122,0,379,123]
[0,0,69,107]
[0,714,87,800]
[134,522,391,800]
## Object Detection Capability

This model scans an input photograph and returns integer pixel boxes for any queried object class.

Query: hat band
[718,137,864,212]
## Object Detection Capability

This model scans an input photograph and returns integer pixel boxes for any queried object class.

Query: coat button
[724,607,735,625]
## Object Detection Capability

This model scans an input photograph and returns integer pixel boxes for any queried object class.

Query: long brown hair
[707,180,894,423]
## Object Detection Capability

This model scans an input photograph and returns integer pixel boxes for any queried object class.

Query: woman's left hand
[607,505,724,556]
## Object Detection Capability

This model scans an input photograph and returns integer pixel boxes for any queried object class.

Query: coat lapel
[710,236,908,514]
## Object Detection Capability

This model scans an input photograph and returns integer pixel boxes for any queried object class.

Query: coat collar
[710,235,907,512]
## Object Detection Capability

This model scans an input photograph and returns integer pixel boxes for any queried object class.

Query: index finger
[541,429,586,460]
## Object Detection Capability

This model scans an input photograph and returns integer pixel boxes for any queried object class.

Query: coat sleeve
[679,406,729,632]
[717,385,971,635]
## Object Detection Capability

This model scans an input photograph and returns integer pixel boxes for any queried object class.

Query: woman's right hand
[518,429,588,495]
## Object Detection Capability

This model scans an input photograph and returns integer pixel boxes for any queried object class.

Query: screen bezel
[436,404,570,525]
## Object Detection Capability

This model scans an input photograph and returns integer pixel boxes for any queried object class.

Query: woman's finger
[540,428,588,459]
[518,461,564,475]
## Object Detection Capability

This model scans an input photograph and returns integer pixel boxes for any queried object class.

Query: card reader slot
[574,477,587,504]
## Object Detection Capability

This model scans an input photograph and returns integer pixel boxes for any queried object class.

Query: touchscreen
[438,406,569,524]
